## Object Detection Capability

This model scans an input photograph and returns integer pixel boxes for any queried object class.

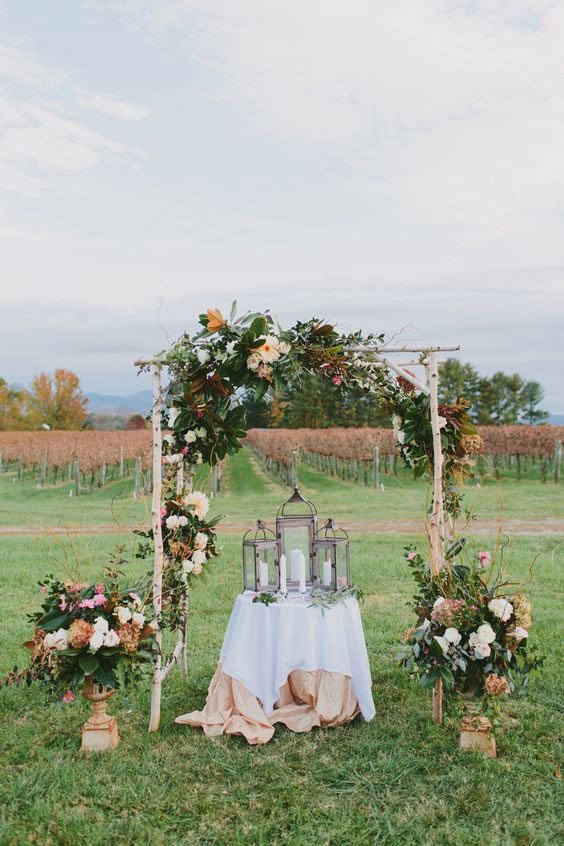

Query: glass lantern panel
[243,544,258,591]
[317,544,335,588]
[281,524,312,581]
[336,542,349,588]
[257,546,278,590]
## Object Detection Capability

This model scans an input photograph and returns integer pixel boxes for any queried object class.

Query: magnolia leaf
[78,653,99,676]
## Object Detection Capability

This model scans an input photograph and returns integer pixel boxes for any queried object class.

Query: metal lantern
[242,520,280,593]
[313,519,351,591]
[276,487,318,587]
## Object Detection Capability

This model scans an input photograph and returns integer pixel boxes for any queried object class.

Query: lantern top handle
[277,487,317,517]
[315,518,349,540]
[243,520,277,542]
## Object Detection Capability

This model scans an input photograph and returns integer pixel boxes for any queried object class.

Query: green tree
[519,381,550,424]
[438,359,481,406]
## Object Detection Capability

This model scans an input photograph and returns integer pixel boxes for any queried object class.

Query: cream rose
[488,598,513,622]
[507,626,528,641]
[191,549,207,566]
[43,628,68,651]
[103,629,121,647]
[89,631,105,653]
[115,605,132,625]
[93,616,109,634]
[477,623,496,644]
[183,491,209,519]
[194,531,208,550]
[195,427,206,438]
[132,611,145,627]
[474,641,491,659]
[184,431,197,444]
[191,562,203,575]
[444,627,462,645]
[167,406,180,427]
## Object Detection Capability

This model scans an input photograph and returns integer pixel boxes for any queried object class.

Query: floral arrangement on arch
[5,551,155,700]
[398,544,542,706]
[135,489,221,630]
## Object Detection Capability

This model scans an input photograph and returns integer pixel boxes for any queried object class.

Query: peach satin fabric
[175,665,360,745]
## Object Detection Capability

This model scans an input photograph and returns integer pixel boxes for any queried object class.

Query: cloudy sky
[1,0,563,410]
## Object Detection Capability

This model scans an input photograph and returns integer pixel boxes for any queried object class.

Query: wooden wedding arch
[135,341,459,732]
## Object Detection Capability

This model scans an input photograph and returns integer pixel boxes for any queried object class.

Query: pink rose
[78,598,96,610]
[40,585,47,593]
[95,584,105,595]
[93,594,107,607]
[332,375,342,385]
[407,551,417,561]
[181,446,189,455]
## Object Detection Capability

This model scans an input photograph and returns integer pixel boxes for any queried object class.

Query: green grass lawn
[0,453,562,844]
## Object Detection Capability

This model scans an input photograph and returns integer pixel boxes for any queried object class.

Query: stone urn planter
[81,676,120,752]
[459,691,496,759]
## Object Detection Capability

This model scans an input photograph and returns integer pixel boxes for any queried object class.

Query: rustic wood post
[176,459,189,678]
[426,351,445,724]
[554,440,562,484]
[119,445,125,478]
[148,365,164,733]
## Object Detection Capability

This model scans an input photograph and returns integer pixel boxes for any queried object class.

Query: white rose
[191,549,207,566]
[115,605,132,625]
[195,427,206,438]
[433,597,446,608]
[488,598,513,622]
[474,641,491,659]
[163,433,175,446]
[93,616,109,634]
[247,353,261,371]
[43,628,68,651]
[392,414,402,431]
[132,611,145,627]
[165,515,180,530]
[89,631,105,653]
[178,515,188,527]
[444,627,462,645]
[103,629,120,647]
[196,348,210,364]
[194,531,208,550]
[507,626,528,642]
[182,558,194,574]
[184,431,197,444]
[477,623,496,644]
[438,416,448,429]
[433,635,450,655]
[167,407,180,427]
[396,430,406,445]
[191,562,203,575]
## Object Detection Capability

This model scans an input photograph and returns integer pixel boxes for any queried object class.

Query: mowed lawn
[0,454,562,844]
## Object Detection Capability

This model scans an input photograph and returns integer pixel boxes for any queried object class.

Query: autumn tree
[27,369,88,430]
[125,414,148,430]
[0,378,29,430]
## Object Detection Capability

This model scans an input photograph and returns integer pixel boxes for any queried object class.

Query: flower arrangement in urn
[9,548,155,751]
[398,544,542,756]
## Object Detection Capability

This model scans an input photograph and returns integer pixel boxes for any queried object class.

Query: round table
[176,591,375,744]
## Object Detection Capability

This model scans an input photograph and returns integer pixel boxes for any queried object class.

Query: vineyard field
[246,425,564,485]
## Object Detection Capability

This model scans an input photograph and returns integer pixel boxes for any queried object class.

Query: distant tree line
[244,359,549,429]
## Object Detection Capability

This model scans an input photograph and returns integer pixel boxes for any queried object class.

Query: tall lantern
[313,519,351,591]
[276,487,317,588]
[242,520,280,593]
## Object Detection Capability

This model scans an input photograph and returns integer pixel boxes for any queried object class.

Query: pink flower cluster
[431,598,466,626]
[478,551,491,568]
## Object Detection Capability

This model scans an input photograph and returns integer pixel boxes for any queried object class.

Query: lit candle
[298,551,306,593]
[279,553,287,593]
[323,560,332,587]
[259,560,269,588]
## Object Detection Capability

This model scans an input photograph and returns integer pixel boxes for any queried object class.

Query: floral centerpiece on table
[135,489,220,630]
[16,557,155,698]
[398,545,542,709]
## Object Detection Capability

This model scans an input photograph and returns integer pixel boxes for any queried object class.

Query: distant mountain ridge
[85,390,153,416]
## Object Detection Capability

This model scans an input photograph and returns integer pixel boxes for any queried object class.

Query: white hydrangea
[92,616,109,634]
[115,605,132,625]
[43,628,68,651]
[104,629,120,647]
[89,631,105,653]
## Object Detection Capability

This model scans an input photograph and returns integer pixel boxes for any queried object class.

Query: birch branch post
[148,365,164,733]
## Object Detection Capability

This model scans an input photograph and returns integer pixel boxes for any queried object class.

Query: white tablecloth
[220,591,375,720]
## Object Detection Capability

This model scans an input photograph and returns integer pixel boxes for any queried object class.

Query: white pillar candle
[290,549,301,581]
[298,551,306,593]
[323,560,332,587]
[279,553,287,593]
[259,560,269,588]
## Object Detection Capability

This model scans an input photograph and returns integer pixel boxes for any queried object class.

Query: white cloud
[74,89,152,120]
[96,1,564,241]
[0,40,148,196]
